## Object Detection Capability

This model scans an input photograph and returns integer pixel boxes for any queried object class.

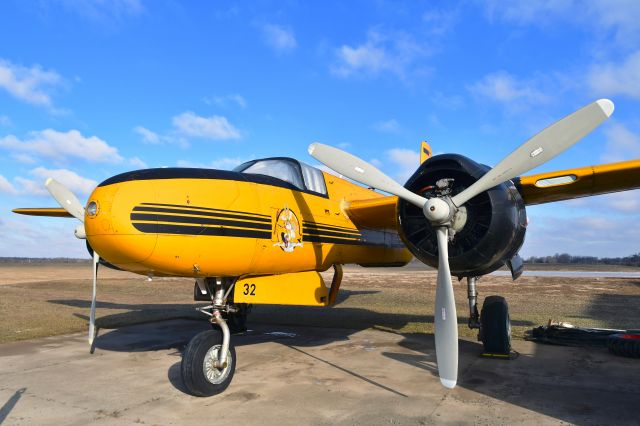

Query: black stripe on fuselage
[132,206,272,224]
[302,228,361,239]
[302,222,361,236]
[139,202,270,220]
[132,223,272,239]
[132,221,395,247]
[130,213,272,230]
[302,234,377,246]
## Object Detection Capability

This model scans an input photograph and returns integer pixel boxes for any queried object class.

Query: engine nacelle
[397,154,527,277]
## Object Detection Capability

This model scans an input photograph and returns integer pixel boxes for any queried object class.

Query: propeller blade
[45,178,85,222]
[434,227,458,388]
[452,99,614,207]
[309,142,427,208]
[88,250,99,347]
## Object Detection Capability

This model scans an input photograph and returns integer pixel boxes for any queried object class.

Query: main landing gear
[183,277,241,396]
[466,276,512,356]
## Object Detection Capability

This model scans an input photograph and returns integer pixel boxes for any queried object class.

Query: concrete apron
[0,319,639,425]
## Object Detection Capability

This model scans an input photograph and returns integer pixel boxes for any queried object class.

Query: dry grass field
[1,262,639,344]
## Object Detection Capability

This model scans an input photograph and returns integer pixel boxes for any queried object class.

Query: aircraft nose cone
[85,182,157,266]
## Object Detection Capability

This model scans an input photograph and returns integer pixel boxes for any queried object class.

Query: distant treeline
[525,253,640,267]
[0,257,89,264]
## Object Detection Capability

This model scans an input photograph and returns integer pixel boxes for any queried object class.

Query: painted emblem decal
[273,206,303,252]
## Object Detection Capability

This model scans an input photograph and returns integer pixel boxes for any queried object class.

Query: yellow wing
[12,208,74,217]
[344,196,398,229]
[514,159,640,205]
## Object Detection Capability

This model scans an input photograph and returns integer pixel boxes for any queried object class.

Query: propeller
[309,99,614,388]
[45,177,98,349]
[45,178,85,222]
[89,250,99,347]
[451,99,614,207]
[434,227,457,388]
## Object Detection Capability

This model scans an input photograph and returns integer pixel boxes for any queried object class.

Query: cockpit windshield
[234,158,327,195]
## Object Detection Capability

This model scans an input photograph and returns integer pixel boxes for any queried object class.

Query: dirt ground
[1,262,639,344]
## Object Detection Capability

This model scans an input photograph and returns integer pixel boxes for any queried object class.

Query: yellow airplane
[13,99,640,396]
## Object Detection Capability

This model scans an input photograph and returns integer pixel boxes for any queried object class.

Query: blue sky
[0,0,639,258]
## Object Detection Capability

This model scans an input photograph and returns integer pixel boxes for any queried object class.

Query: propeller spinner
[309,98,614,388]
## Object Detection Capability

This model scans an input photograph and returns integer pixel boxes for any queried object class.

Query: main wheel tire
[480,295,511,354]
[608,334,640,358]
[181,330,236,397]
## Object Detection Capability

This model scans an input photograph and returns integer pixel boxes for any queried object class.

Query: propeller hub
[423,198,452,225]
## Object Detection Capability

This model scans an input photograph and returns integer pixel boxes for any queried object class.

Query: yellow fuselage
[84,169,411,278]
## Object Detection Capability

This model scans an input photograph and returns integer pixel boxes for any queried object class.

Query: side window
[300,162,327,195]
[240,160,305,189]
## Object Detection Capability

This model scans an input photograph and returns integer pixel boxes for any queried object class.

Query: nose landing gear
[181,329,236,396]
[183,277,238,396]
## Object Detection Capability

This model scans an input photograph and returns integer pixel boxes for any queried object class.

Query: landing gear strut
[466,277,481,329]
[182,277,237,396]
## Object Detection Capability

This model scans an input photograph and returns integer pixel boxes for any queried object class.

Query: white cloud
[373,119,401,133]
[468,71,549,105]
[0,175,17,194]
[483,1,640,47]
[332,30,426,79]
[522,212,640,257]
[387,148,420,183]
[0,215,89,258]
[261,24,297,53]
[177,156,251,170]
[172,111,241,140]
[0,59,63,108]
[134,125,160,144]
[133,125,188,148]
[603,190,640,213]
[422,9,458,36]
[0,129,123,163]
[204,94,247,108]
[55,0,144,25]
[15,167,97,197]
[601,123,640,163]
[128,156,147,169]
[588,51,640,99]
[484,1,573,25]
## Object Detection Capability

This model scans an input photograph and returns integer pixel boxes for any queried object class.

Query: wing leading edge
[12,208,74,217]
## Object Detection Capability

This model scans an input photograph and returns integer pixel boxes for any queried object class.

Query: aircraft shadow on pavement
[46,294,640,424]
[48,290,535,354]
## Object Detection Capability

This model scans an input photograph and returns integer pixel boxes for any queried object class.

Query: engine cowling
[397,154,527,277]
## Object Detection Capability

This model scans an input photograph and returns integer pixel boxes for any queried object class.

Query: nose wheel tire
[181,330,236,397]
[479,295,511,355]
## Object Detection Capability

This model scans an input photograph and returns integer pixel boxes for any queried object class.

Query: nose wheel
[184,277,238,396]
[181,329,236,396]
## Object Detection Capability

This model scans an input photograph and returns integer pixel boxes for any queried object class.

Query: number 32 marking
[243,283,256,296]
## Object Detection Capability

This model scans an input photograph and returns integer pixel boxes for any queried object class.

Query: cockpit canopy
[234,157,327,195]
